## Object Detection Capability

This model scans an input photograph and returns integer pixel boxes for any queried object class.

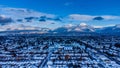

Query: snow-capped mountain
[53,23,95,33]
[51,24,120,36]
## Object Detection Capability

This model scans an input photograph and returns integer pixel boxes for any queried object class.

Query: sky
[0,0,120,31]
[0,0,120,16]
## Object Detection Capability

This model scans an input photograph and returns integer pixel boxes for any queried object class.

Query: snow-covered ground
[0,35,120,68]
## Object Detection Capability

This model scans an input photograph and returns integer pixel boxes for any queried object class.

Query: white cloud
[0,7,62,31]
[93,26,104,28]
[64,24,74,28]
[93,24,116,28]
[0,15,13,25]
[0,23,41,31]
[101,15,120,20]
[0,7,56,20]
[0,6,120,31]
[68,14,95,21]
[68,14,120,21]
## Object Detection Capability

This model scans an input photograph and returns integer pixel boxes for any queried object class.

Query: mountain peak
[79,23,87,27]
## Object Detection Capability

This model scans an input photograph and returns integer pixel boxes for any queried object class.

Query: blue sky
[0,0,120,16]
[0,0,120,31]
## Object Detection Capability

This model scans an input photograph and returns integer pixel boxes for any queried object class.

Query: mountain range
[0,23,120,36]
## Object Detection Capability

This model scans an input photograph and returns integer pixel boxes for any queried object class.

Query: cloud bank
[0,15,13,25]
[0,7,120,32]
[68,14,120,21]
